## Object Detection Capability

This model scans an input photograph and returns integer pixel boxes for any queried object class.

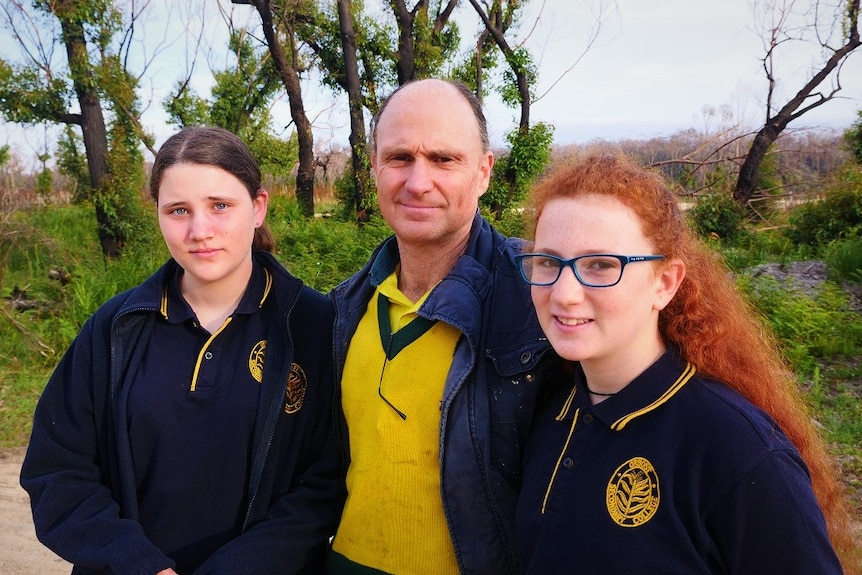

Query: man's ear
[478,150,494,198]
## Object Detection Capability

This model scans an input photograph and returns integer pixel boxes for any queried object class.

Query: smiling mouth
[557,317,591,326]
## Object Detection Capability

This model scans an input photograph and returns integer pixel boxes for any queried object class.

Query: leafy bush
[687,192,746,241]
[824,235,862,283]
[784,167,862,247]
[844,109,862,165]
[267,194,392,292]
[482,122,554,217]
[480,205,527,240]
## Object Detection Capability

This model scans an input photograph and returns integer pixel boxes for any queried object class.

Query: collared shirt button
[563,457,574,468]
[583,413,594,424]
[204,351,213,360]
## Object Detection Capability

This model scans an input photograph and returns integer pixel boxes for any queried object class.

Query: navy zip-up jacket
[21,252,344,575]
[331,213,552,575]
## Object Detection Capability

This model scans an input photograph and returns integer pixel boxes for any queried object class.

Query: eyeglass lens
[523,255,624,287]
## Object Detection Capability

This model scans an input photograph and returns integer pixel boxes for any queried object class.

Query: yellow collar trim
[610,361,696,431]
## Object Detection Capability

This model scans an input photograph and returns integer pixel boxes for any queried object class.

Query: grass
[806,358,862,514]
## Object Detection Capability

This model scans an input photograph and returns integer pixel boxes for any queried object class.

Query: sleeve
[191,293,345,575]
[707,448,843,574]
[19,313,175,575]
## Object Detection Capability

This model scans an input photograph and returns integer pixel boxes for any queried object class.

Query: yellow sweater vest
[332,273,460,574]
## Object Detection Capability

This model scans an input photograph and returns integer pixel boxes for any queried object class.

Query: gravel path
[0,447,71,574]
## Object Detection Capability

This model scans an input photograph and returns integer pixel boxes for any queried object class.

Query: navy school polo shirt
[516,350,842,575]
[128,260,272,573]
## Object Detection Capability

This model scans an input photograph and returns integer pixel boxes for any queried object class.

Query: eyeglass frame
[515,253,666,288]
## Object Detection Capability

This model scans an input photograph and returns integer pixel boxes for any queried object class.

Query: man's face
[372,81,494,251]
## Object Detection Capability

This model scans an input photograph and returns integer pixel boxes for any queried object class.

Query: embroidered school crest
[285,363,307,414]
[249,340,266,383]
[606,457,660,527]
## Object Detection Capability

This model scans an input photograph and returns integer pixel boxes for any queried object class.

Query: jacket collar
[365,213,497,327]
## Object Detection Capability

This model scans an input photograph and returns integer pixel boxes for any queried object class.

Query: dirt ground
[0,447,71,574]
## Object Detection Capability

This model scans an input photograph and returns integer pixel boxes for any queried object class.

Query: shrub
[823,235,862,283]
[844,109,862,165]
[268,195,391,292]
[784,168,862,247]
[687,192,746,240]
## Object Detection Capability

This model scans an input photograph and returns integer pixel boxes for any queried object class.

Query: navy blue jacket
[517,350,842,574]
[21,252,344,575]
[330,214,552,575]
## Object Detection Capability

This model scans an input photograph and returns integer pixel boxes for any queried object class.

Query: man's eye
[214,202,228,210]
[171,207,188,216]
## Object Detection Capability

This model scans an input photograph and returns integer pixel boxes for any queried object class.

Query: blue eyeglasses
[515,253,666,288]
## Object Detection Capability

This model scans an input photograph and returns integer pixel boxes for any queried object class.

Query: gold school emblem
[285,363,307,414]
[606,457,660,527]
[249,340,266,383]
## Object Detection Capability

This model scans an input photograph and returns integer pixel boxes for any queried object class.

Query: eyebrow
[160,195,237,207]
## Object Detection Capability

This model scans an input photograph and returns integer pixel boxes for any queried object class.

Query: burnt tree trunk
[252,0,316,217]
[391,0,419,84]
[59,14,121,257]
[734,0,861,203]
[337,0,372,222]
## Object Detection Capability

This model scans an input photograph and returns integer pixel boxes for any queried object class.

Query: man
[330,79,551,575]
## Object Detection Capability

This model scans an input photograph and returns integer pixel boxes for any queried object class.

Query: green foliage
[823,235,862,283]
[210,31,283,134]
[35,167,53,199]
[499,47,537,108]
[163,81,210,128]
[479,204,527,239]
[687,192,746,240]
[784,167,862,247]
[247,132,299,181]
[0,144,9,167]
[411,6,460,79]
[737,274,862,373]
[482,122,554,216]
[0,201,163,446]
[333,165,377,222]
[268,194,391,292]
[715,228,811,273]
[755,147,783,194]
[56,126,91,203]
[93,61,152,252]
[844,109,862,164]
[298,0,396,107]
[162,31,296,182]
[0,58,71,123]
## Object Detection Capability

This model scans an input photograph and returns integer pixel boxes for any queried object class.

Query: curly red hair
[526,153,860,572]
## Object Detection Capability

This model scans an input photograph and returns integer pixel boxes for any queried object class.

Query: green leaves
[0,59,70,124]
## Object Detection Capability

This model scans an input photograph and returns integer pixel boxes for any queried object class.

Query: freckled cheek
[531,289,552,319]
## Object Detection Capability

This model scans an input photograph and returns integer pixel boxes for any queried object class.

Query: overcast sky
[491,0,862,145]
[2,0,861,166]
